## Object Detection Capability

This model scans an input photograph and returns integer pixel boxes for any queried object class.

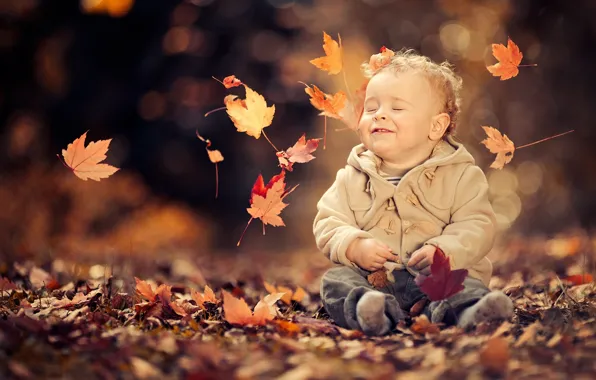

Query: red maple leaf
[414,247,468,301]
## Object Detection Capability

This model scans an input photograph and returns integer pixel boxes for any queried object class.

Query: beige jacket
[313,136,497,286]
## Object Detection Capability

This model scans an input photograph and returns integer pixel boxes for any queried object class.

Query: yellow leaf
[310,32,343,75]
[61,131,119,181]
[225,85,275,139]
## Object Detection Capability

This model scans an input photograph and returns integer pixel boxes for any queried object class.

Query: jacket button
[403,220,411,227]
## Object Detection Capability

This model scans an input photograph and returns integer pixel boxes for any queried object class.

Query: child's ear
[428,113,450,141]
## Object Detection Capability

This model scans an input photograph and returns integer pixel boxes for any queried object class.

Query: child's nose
[373,114,387,121]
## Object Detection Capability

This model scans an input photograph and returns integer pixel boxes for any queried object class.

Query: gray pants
[320,265,490,331]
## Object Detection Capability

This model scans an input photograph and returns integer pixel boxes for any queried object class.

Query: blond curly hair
[361,48,463,136]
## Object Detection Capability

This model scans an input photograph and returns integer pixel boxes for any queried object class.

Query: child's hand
[407,245,437,275]
[346,238,399,271]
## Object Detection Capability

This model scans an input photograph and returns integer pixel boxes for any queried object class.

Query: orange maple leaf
[480,126,515,169]
[60,131,119,181]
[224,85,275,139]
[237,170,298,246]
[196,130,223,198]
[191,285,218,309]
[263,281,307,305]
[276,134,320,171]
[310,32,343,75]
[487,38,535,80]
[338,80,368,131]
[368,46,395,71]
[302,83,346,120]
[222,289,285,326]
[134,277,172,303]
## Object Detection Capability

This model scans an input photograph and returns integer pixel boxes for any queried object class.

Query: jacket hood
[346,135,475,197]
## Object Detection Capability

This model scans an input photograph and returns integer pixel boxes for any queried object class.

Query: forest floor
[1,231,595,379]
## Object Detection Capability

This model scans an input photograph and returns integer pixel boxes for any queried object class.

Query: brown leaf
[480,337,510,375]
[409,298,428,317]
[410,315,440,335]
[480,126,515,169]
[367,270,390,289]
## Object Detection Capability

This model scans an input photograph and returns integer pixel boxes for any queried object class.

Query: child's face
[358,70,444,163]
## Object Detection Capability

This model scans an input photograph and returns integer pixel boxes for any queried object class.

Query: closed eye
[365,108,377,112]
[392,108,403,111]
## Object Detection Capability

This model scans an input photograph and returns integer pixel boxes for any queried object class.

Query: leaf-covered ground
[1,232,595,379]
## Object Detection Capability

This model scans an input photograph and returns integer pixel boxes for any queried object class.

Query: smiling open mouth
[371,127,394,134]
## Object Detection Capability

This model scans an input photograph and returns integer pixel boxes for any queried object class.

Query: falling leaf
[368,46,395,71]
[206,149,224,163]
[247,171,297,227]
[310,31,343,75]
[487,37,531,80]
[480,126,515,169]
[480,337,510,375]
[60,131,119,181]
[410,314,440,335]
[302,83,346,120]
[224,85,275,139]
[196,130,224,198]
[222,289,285,326]
[338,80,368,131]
[276,134,320,171]
[414,247,468,301]
[217,75,243,89]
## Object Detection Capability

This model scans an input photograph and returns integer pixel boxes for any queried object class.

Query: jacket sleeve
[423,165,497,270]
[313,168,374,269]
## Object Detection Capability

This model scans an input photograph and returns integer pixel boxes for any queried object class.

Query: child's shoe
[458,291,514,329]
[356,290,392,336]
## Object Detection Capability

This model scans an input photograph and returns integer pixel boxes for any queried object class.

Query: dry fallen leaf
[480,126,515,169]
[310,31,343,75]
[191,285,218,309]
[479,337,510,375]
[135,277,172,303]
[225,84,275,139]
[487,37,534,80]
[222,289,285,326]
[60,131,119,181]
[367,270,391,289]
[302,83,346,120]
[276,134,320,172]
[368,46,395,71]
[263,281,307,305]
[410,315,440,335]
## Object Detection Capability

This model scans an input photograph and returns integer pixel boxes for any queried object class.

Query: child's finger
[376,250,395,261]
[407,251,423,267]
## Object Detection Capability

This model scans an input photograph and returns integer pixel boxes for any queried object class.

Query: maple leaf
[196,130,223,198]
[263,281,307,305]
[486,37,533,80]
[368,46,395,71]
[310,31,343,75]
[410,314,440,335]
[0,277,17,295]
[52,292,88,309]
[414,247,468,301]
[134,277,172,303]
[276,134,320,171]
[222,289,285,326]
[224,85,275,139]
[237,170,298,246]
[338,79,368,131]
[60,131,119,181]
[480,126,515,169]
[302,83,346,120]
[191,285,218,308]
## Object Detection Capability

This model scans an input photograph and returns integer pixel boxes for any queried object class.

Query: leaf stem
[204,107,226,117]
[237,217,254,246]
[215,162,219,199]
[516,130,575,150]
[56,154,71,170]
[339,34,354,105]
[211,76,225,86]
[323,116,327,150]
[518,64,538,67]
[262,131,279,152]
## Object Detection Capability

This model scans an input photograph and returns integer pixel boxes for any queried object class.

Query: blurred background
[1,0,595,266]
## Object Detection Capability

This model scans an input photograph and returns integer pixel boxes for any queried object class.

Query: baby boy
[314,49,513,336]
